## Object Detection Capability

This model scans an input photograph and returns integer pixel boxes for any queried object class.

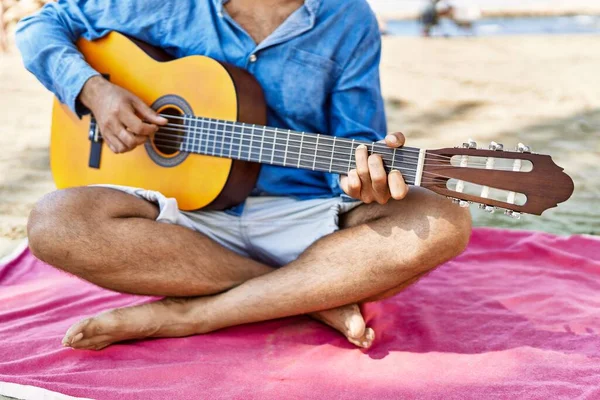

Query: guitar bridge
[88,116,102,169]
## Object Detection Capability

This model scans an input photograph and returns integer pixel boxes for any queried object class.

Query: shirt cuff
[57,60,100,118]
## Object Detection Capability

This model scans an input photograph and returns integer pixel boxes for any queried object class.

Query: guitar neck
[166,116,425,186]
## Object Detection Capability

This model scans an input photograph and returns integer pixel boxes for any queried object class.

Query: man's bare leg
[27,187,373,348]
[31,187,471,350]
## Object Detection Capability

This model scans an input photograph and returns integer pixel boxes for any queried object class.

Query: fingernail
[390,169,401,174]
[386,135,398,144]
[356,144,367,150]
[71,332,84,344]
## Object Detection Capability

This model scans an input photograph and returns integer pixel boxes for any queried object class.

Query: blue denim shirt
[16,0,387,200]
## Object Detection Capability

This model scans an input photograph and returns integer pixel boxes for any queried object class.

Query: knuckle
[362,193,374,203]
[372,174,387,184]
[368,154,381,164]
[357,166,370,177]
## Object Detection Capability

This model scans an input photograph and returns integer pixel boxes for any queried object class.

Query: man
[420,0,453,37]
[16,0,471,350]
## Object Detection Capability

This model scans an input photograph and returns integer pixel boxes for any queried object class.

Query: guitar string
[150,134,453,182]
[159,115,535,189]
[158,114,456,163]
[147,140,447,187]
[150,137,422,178]
[150,125,528,173]
[149,137,457,184]
[150,131,521,182]
[157,116,524,168]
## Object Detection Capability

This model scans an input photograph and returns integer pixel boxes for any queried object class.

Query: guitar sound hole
[154,107,184,156]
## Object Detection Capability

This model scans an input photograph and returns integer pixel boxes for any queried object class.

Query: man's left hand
[340,132,409,204]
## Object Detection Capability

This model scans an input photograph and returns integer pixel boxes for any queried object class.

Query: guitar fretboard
[158,116,424,185]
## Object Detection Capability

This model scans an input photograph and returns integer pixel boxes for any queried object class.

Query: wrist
[79,75,108,109]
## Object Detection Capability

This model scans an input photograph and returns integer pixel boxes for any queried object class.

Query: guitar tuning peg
[504,210,522,219]
[517,143,531,153]
[458,200,470,208]
[479,204,495,213]
[489,141,504,151]
[462,139,477,149]
[448,197,460,204]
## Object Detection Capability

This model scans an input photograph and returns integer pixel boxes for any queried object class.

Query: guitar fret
[297,133,304,168]
[228,122,234,158]
[249,124,255,161]
[192,116,199,153]
[270,128,276,164]
[313,135,319,170]
[199,118,204,154]
[283,130,290,166]
[219,122,225,157]
[391,148,396,170]
[209,122,217,156]
[238,123,244,160]
[259,126,265,161]
[329,136,336,172]
[348,139,355,172]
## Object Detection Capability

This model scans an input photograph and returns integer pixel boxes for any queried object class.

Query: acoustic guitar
[50,32,574,217]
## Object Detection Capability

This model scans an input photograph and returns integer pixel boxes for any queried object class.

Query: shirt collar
[214,0,322,18]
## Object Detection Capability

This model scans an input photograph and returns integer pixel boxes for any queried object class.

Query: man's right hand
[79,76,168,154]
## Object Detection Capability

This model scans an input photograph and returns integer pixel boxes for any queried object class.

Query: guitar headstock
[421,140,574,218]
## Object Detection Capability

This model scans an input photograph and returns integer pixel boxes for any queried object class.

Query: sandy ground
[1,34,599,257]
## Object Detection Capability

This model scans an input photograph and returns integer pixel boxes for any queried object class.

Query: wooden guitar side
[50,32,265,211]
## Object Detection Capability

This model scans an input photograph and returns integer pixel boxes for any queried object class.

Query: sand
[1,34,599,257]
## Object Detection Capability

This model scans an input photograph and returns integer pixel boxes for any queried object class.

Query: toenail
[71,332,84,344]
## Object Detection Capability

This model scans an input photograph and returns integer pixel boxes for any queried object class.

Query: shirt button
[217,12,223,18]
[249,54,258,63]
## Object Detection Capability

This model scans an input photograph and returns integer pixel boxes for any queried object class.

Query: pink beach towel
[0,227,599,399]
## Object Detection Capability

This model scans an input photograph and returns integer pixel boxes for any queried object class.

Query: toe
[63,318,92,346]
[344,307,366,340]
[347,327,376,349]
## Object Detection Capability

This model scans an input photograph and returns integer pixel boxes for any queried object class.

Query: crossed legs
[27,186,471,349]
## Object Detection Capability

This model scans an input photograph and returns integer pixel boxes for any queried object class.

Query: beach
[368,0,600,19]
[1,34,599,257]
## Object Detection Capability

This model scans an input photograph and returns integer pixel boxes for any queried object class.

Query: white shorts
[100,185,362,267]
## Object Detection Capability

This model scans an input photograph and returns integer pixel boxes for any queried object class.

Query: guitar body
[50,32,265,211]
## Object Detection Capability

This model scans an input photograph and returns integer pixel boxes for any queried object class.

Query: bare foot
[62,298,204,350]
[63,298,374,351]
[310,304,375,349]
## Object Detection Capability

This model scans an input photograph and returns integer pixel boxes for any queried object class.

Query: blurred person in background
[420,0,480,37]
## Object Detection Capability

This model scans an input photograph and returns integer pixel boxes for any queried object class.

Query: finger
[355,144,373,202]
[388,170,409,200]
[99,123,122,153]
[132,131,149,146]
[368,154,391,204]
[132,98,168,125]
[120,107,157,137]
[106,134,127,153]
[117,127,138,151]
[103,136,118,153]
[384,132,406,148]
[340,170,361,199]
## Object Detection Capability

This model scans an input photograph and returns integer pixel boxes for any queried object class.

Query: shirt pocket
[280,48,342,123]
